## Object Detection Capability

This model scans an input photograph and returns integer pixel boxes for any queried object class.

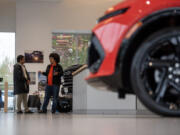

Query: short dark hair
[49,53,60,63]
[17,55,24,63]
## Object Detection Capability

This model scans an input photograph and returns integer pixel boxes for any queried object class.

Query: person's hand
[54,72,59,76]
[39,71,43,74]
[27,80,30,85]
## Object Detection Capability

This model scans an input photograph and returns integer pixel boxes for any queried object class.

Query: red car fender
[87,0,180,80]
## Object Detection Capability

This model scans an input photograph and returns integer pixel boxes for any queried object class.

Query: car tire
[131,27,180,116]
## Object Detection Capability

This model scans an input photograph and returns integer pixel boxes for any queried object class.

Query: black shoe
[17,111,23,114]
[24,110,34,114]
[51,110,56,114]
[38,110,47,114]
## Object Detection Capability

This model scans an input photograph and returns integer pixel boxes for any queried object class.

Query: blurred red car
[86,0,180,116]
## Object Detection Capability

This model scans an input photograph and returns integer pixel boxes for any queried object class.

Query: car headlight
[98,7,130,23]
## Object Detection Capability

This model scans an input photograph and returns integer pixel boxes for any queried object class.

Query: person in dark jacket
[0,89,3,109]
[13,55,33,114]
[39,53,63,114]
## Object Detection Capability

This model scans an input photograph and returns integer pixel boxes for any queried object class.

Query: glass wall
[0,32,15,111]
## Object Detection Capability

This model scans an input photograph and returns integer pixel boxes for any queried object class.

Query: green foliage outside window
[0,57,14,90]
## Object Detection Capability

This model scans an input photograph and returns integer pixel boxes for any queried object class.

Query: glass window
[0,32,15,111]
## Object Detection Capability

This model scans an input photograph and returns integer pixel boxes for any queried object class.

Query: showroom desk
[73,69,137,114]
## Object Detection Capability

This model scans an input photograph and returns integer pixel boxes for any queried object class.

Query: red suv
[86,0,180,116]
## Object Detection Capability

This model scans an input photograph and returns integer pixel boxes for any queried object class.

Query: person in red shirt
[39,53,63,114]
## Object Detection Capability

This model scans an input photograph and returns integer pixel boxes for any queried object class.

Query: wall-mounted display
[52,31,91,69]
[28,72,36,85]
[25,50,44,63]
[38,72,46,91]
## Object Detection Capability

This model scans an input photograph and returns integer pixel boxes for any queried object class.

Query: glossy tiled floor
[0,112,180,135]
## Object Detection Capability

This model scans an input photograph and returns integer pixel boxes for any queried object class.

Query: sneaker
[51,110,56,114]
[17,111,23,114]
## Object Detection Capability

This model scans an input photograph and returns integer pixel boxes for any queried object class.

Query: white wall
[16,0,120,93]
[73,70,136,114]
[0,1,16,32]
[87,85,136,111]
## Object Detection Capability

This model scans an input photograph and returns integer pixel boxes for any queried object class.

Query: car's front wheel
[131,28,180,116]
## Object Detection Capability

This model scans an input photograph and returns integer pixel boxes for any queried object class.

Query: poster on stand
[28,72,36,85]
[52,31,91,69]
[38,72,47,91]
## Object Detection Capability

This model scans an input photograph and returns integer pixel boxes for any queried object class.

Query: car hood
[105,0,137,14]
[105,0,175,15]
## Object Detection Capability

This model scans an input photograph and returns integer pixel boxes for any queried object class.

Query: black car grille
[62,64,83,95]
[88,35,105,73]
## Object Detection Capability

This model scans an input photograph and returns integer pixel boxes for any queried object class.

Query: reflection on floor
[0,112,180,135]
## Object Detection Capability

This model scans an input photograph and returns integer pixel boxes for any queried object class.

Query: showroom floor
[0,113,180,135]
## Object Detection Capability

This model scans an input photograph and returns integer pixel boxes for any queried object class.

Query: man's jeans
[42,85,60,112]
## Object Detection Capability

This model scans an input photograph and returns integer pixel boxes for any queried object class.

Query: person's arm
[59,65,63,76]
[25,71,30,85]
[54,65,63,76]
[42,72,47,76]
[25,69,30,81]
[41,65,49,76]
